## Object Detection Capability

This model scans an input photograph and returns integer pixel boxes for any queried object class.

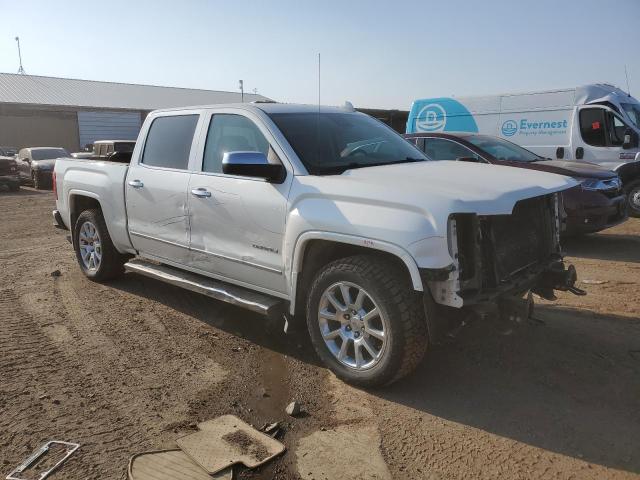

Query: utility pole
[239,79,244,103]
[15,36,25,74]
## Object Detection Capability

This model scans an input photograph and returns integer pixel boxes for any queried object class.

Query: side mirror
[222,151,286,183]
[622,128,637,150]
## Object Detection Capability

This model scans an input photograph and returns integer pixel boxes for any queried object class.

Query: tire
[306,254,428,387]
[626,179,640,218]
[73,209,127,281]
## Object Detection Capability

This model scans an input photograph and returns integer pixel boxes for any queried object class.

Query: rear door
[186,110,292,296]
[125,111,203,265]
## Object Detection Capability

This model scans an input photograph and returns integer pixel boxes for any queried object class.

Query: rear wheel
[626,180,640,218]
[306,255,428,387]
[74,209,127,281]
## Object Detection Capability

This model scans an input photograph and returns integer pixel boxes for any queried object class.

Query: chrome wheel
[631,188,640,212]
[78,221,102,271]
[318,281,388,370]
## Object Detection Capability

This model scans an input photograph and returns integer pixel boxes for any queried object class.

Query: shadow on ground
[564,232,640,263]
[110,272,640,473]
[379,305,640,473]
[109,272,321,366]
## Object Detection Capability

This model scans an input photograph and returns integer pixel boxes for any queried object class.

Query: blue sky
[0,0,638,109]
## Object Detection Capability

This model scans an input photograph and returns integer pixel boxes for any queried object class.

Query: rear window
[141,115,198,169]
[114,142,135,153]
[31,148,69,160]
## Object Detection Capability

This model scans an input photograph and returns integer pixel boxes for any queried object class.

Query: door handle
[191,188,212,198]
[128,179,144,188]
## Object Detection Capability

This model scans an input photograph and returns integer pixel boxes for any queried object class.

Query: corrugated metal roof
[0,73,270,110]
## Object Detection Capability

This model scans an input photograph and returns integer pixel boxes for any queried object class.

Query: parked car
[71,140,136,161]
[17,147,70,189]
[404,132,627,235]
[406,84,640,217]
[0,146,20,191]
[53,103,583,387]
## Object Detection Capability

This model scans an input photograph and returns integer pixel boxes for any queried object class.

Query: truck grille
[482,196,555,285]
[455,194,558,293]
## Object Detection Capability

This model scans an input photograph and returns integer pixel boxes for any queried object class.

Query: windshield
[621,103,640,129]
[0,147,17,156]
[465,135,541,162]
[267,112,428,174]
[31,148,69,160]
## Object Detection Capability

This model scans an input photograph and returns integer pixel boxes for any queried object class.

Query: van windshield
[267,112,428,175]
[464,135,541,162]
[621,103,640,129]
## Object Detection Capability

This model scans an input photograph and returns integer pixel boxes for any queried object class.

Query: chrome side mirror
[222,151,286,183]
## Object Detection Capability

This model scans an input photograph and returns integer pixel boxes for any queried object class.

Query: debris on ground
[285,401,301,417]
[50,269,61,277]
[581,279,609,285]
[6,440,79,480]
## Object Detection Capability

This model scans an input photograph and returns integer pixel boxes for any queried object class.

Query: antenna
[318,53,321,112]
[624,65,631,97]
[15,36,25,74]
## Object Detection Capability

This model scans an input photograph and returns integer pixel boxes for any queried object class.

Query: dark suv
[404,132,627,235]
[0,146,20,191]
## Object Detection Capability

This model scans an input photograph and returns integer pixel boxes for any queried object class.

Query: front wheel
[32,170,43,190]
[626,180,640,218]
[306,255,428,387]
[74,209,127,281]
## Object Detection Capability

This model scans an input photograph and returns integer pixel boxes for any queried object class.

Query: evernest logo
[416,103,447,132]
[501,120,518,137]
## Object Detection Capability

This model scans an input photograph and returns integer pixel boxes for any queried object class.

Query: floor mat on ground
[176,415,285,474]
[128,449,232,480]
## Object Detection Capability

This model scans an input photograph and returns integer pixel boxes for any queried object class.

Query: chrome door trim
[129,231,282,275]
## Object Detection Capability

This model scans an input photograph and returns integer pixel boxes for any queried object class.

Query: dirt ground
[1,186,639,479]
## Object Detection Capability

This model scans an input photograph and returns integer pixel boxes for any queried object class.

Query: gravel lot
[1,186,639,479]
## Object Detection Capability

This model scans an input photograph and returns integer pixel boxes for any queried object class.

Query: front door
[125,112,201,265]
[574,106,638,162]
[187,112,291,296]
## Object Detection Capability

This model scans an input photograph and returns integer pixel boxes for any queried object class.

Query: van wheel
[626,180,640,218]
[73,209,127,281]
[306,255,428,387]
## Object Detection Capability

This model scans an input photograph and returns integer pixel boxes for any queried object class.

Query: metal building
[0,73,269,152]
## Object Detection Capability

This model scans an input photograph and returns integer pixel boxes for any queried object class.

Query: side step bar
[124,259,284,318]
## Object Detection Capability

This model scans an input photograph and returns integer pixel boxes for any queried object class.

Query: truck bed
[54,158,133,253]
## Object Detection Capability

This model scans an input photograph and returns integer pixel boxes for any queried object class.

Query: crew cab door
[125,112,202,264]
[186,110,291,296]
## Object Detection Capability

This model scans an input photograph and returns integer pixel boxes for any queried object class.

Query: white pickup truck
[53,103,584,386]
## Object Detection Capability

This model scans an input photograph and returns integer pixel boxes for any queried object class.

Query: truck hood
[296,160,577,218]
[528,160,616,179]
[32,159,57,170]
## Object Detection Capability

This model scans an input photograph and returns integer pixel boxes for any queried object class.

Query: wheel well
[70,195,101,231]
[293,240,414,317]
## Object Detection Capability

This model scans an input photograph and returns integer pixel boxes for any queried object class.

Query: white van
[406,84,640,216]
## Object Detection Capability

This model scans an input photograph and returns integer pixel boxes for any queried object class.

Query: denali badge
[252,244,279,254]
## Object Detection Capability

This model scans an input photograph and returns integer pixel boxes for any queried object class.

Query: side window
[423,138,477,161]
[579,108,606,147]
[608,113,627,146]
[202,114,270,174]
[106,143,114,154]
[141,115,199,169]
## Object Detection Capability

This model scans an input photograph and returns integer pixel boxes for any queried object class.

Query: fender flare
[288,231,424,315]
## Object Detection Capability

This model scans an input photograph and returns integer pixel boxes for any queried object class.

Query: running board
[124,259,284,317]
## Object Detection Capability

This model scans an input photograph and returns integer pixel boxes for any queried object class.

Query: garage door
[77,111,141,147]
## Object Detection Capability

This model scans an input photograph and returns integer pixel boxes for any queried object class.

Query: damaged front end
[423,193,585,340]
